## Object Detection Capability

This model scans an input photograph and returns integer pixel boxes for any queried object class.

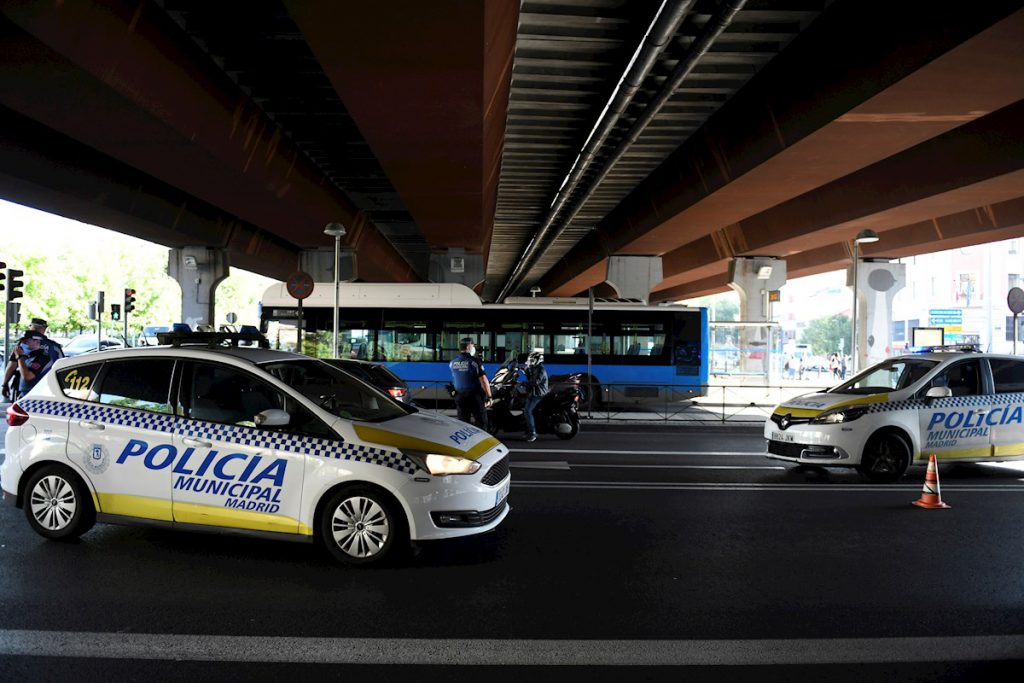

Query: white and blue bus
[259,283,708,403]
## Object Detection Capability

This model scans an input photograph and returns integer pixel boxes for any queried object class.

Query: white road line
[0,630,1021,665]
[510,449,765,456]
[512,480,1024,492]
[510,461,572,470]
[575,464,785,470]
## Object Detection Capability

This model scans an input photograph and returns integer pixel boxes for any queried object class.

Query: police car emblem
[779,413,791,430]
[84,444,110,474]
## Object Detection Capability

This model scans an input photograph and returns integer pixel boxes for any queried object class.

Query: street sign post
[286,272,315,353]
[1008,288,1024,354]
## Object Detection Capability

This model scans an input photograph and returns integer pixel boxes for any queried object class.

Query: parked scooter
[486,355,581,439]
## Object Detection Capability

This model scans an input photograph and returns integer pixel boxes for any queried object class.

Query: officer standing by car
[449,337,492,429]
[10,332,50,396]
[523,350,549,442]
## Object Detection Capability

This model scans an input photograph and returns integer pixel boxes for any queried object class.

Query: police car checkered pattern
[860,392,1024,416]
[19,398,417,475]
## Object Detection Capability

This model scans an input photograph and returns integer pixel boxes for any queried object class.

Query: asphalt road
[2,421,1023,680]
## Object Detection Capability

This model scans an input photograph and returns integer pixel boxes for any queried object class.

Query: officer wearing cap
[449,337,492,429]
[12,332,49,396]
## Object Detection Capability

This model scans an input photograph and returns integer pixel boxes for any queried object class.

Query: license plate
[771,431,795,442]
[495,480,510,507]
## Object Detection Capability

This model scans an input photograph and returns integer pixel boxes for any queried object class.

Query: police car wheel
[321,486,406,565]
[858,433,911,483]
[23,465,95,540]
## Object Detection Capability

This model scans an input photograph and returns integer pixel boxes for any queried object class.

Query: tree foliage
[800,314,852,357]
[1,227,273,341]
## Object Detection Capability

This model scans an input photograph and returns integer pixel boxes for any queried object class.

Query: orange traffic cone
[912,454,950,509]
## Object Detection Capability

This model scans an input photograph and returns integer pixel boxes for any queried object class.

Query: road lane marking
[509,462,786,471]
[512,481,1024,492]
[510,461,571,470]
[0,630,1021,665]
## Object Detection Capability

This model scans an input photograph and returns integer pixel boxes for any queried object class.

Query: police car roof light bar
[155,330,270,349]
[908,343,981,354]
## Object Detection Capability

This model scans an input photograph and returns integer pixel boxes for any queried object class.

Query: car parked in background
[62,334,126,357]
[322,358,413,403]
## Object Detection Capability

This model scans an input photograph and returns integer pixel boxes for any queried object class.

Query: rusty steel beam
[650,100,1024,295]
[0,104,298,280]
[285,0,518,264]
[0,1,416,282]
[540,3,1024,297]
[650,195,1024,302]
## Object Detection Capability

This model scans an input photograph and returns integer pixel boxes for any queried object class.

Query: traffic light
[0,261,5,293]
[111,303,121,321]
[6,268,24,301]
[124,288,136,314]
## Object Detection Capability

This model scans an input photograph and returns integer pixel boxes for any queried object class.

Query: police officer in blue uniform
[449,338,492,429]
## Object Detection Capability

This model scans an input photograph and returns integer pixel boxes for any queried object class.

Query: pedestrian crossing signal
[111,304,121,321]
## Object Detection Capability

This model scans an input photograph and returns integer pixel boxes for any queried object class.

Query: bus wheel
[858,432,911,483]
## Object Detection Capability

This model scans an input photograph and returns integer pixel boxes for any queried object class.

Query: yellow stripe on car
[773,394,890,419]
[354,425,499,460]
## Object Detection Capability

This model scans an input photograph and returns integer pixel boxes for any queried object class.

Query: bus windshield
[829,358,938,395]
[260,360,412,422]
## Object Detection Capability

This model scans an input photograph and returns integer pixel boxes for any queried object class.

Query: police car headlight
[404,451,481,475]
[810,406,869,424]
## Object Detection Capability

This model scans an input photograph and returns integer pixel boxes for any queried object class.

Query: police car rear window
[990,359,1024,393]
[98,359,175,414]
[57,363,102,401]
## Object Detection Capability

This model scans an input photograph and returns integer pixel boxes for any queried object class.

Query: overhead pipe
[497,0,748,302]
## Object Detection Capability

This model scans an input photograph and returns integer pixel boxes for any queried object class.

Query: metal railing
[400,379,832,424]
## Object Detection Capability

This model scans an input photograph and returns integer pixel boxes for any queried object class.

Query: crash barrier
[401,380,832,424]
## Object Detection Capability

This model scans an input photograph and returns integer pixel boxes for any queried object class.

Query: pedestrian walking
[522,349,549,442]
[449,337,492,430]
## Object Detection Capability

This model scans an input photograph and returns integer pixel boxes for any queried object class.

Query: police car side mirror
[925,386,952,400]
[255,409,290,427]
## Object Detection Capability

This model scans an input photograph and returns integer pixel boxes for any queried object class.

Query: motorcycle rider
[523,349,549,442]
[449,337,492,430]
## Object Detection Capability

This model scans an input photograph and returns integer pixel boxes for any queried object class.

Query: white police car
[1,334,510,565]
[765,348,1024,482]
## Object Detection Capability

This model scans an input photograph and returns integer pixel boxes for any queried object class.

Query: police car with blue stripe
[1,330,510,565]
[765,346,1024,482]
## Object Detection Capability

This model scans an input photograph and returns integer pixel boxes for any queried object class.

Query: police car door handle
[182,437,212,448]
[79,420,105,431]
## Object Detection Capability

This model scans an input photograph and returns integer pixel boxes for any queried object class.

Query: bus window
[379,328,434,362]
[339,328,374,360]
[495,323,547,362]
[614,324,666,357]
[553,325,608,356]
[440,324,488,362]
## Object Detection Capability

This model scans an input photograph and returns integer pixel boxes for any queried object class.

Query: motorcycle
[486,355,582,440]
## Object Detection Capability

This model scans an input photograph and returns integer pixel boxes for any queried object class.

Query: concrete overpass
[1,0,1022,312]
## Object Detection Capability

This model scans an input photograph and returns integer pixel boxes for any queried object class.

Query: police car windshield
[260,360,410,422]
[830,358,939,395]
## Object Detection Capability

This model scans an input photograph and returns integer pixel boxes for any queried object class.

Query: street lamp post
[323,222,346,358]
[851,229,879,374]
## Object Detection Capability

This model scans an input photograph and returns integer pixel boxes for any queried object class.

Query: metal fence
[401,379,831,424]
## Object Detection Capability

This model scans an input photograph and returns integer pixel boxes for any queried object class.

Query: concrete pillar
[847,259,906,370]
[728,257,787,376]
[604,255,663,301]
[168,247,229,328]
[429,248,484,289]
[300,247,357,282]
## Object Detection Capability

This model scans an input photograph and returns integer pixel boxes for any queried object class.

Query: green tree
[801,314,852,357]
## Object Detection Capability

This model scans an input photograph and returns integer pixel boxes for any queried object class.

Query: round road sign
[1009,287,1024,315]
[226,312,238,324]
[286,271,315,300]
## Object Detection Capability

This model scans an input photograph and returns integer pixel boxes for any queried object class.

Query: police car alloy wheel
[858,432,911,483]
[23,465,96,540]
[320,486,406,565]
